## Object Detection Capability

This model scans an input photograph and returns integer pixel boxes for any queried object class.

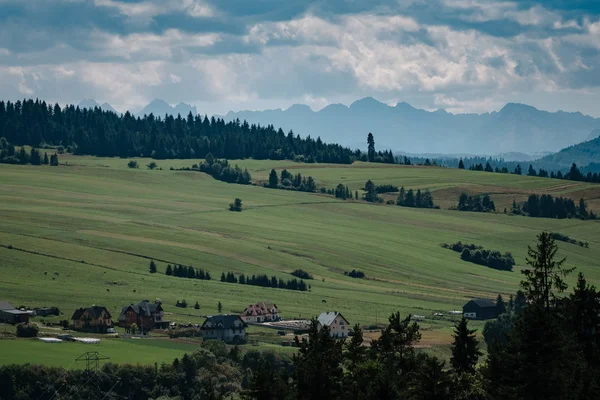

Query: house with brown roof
[70,306,113,333]
[117,300,168,331]
[0,301,29,324]
[240,302,280,324]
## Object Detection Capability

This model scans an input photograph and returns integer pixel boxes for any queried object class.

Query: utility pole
[75,351,110,373]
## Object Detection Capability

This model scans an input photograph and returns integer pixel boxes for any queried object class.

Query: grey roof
[0,301,15,311]
[201,314,247,330]
[1,309,28,315]
[317,312,347,327]
[119,300,162,319]
[466,298,496,308]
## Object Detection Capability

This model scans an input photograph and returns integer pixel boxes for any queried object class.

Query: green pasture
[1,157,600,367]
[0,338,200,368]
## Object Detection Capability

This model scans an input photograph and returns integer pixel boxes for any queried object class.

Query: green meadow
[1,155,599,366]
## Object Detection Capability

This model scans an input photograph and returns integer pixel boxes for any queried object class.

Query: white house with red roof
[240,302,280,323]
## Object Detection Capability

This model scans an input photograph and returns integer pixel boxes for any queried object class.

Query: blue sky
[0,0,599,116]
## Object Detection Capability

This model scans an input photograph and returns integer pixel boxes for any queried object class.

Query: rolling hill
[222,98,600,155]
[1,156,599,342]
[537,136,600,169]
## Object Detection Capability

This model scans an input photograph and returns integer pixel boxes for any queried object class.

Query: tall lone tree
[521,232,574,312]
[218,301,223,313]
[450,317,482,374]
[458,159,465,169]
[367,133,375,162]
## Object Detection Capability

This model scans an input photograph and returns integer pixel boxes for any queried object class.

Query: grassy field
[0,337,201,368]
[1,155,599,366]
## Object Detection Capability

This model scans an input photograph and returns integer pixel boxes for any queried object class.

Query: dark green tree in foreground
[294,321,344,400]
[451,317,482,374]
[149,260,157,273]
[496,294,507,316]
[522,232,574,311]
[218,301,223,313]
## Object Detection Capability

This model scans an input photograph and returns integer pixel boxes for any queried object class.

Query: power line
[35,360,76,400]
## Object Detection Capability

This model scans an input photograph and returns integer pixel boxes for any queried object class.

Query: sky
[0,0,599,117]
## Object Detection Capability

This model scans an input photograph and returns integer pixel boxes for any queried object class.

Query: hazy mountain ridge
[77,99,117,114]
[537,135,600,168]
[222,98,600,154]
[136,99,198,118]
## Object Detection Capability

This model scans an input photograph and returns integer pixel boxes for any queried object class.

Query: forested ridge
[0,99,358,163]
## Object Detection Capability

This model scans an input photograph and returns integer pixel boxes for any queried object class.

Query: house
[0,301,30,324]
[462,298,498,320]
[118,300,168,331]
[240,302,280,323]
[70,306,113,333]
[200,315,247,344]
[317,312,350,338]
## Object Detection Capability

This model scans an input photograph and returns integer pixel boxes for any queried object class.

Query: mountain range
[222,98,600,154]
[78,97,600,155]
[77,99,117,114]
[538,135,600,169]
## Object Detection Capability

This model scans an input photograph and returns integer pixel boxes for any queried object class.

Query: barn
[0,301,30,324]
[462,298,498,320]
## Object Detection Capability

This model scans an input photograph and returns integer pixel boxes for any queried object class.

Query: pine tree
[450,317,482,374]
[165,264,173,276]
[43,152,49,165]
[367,133,375,162]
[268,169,279,188]
[363,179,378,202]
[194,301,200,310]
[496,294,507,316]
[458,159,465,169]
[218,301,223,313]
[521,232,574,311]
[149,260,157,273]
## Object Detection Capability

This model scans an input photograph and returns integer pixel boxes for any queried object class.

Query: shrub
[147,161,158,170]
[291,269,313,280]
[345,269,365,279]
[375,184,399,193]
[16,324,39,338]
[229,198,243,212]
[127,160,139,168]
[444,242,515,271]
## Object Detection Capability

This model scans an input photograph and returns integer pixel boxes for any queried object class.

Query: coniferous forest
[0,99,358,163]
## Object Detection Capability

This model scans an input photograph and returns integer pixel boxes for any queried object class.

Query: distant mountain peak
[137,99,197,117]
[588,128,600,141]
[286,104,312,112]
[78,99,117,113]
[349,97,387,110]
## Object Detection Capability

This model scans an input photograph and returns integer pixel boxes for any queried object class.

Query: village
[0,297,501,346]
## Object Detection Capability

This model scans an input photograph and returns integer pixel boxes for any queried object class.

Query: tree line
[0,137,59,166]
[220,271,309,292]
[442,242,516,271]
[457,193,496,212]
[267,169,317,192]
[396,186,436,208]
[165,264,212,280]
[520,194,596,219]
[460,158,600,184]
[0,99,358,163]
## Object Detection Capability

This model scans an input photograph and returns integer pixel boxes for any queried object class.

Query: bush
[549,232,589,248]
[147,161,158,170]
[345,269,365,279]
[291,269,313,280]
[127,160,139,169]
[444,242,515,271]
[229,198,243,212]
[375,184,399,193]
[16,324,39,338]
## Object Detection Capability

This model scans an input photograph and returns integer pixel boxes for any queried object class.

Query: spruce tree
[218,301,223,313]
[450,317,482,374]
[43,152,49,165]
[458,158,465,169]
[165,264,173,276]
[268,169,278,188]
[149,260,157,273]
[367,133,375,162]
[496,294,507,316]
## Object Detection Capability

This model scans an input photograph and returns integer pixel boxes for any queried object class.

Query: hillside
[1,157,599,340]
[538,136,600,169]
[222,98,600,155]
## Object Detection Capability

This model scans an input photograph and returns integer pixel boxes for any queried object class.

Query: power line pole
[75,352,110,374]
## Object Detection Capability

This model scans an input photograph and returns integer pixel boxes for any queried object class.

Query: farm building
[0,301,29,324]
[317,312,350,338]
[462,298,498,320]
[71,306,113,333]
[118,300,168,331]
[240,302,280,323]
[200,315,247,344]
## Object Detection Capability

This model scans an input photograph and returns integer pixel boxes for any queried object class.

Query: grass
[0,337,201,368]
[1,155,599,366]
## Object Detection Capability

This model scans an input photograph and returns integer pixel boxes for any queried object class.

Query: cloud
[0,0,598,117]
